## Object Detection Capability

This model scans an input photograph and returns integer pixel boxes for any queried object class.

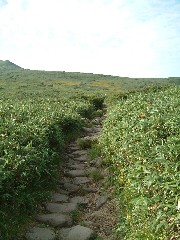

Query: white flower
[178,199,180,211]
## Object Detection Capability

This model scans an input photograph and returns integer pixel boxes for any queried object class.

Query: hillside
[0,60,180,99]
[0,60,22,70]
[0,60,179,240]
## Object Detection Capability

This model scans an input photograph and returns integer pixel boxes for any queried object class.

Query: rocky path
[25,117,118,240]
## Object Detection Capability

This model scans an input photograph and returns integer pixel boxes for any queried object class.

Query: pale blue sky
[0,0,180,77]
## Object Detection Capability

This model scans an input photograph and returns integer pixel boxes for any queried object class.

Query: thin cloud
[0,0,8,7]
[0,0,180,77]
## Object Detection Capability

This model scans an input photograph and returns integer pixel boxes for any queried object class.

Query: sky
[0,0,180,78]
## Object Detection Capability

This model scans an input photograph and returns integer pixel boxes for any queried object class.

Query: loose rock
[58,177,71,185]
[70,196,89,206]
[83,187,97,193]
[25,227,55,240]
[74,155,88,162]
[51,193,69,203]
[96,195,108,209]
[69,163,86,170]
[57,188,69,195]
[74,177,90,185]
[66,169,86,177]
[63,183,80,193]
[82,127,94,133]
[58,225,97,240]
[72,150,87,156]
[46,202,78,214]
[36,213,73,227]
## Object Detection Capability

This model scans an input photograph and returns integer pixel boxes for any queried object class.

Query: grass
[70,210,81,223]
[0,61,179,239]
[100,86,180,239]
[89,169,104,182]
[77,137,93,149]
[77,136,98,150]
[87,143,101,160]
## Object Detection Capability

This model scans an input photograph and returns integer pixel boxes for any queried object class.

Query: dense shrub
[100,86,180,239]
[0,96,94,238]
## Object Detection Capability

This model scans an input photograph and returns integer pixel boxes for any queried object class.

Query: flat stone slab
[68,145,80,151]
[36,213,73,227]
[96,195,108,209]
[57,188,69,195]
[67,153,75,159]
[93,126,101,132]
[58,225,97,240]
[25,227,55,240]
[74,155,88,162]
[58,178,71,185]
[64,183,80,193]
[82,127,94,133]
[46,202,78,213]
[70,163,86,170]
[70,196,89,205]
[72,150,87,156]
[74,177,90,185]
[51,193,69,203]
[83,187,97,193]
[66,169,86,177]
[67,159,77,165]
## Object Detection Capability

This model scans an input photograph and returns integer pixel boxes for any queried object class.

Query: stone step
[68,145,80,151]
[83,186,97,193]
[66,159,78,165]
[56,188,69,195]
[58,225,97,240]
[46,202,78,214]
[58,177,71,185]
[69,163,86,170]
[35,213,73,227]
[73,155,88,162]
[71,150,87,156]
[74,177,90,185]
[25,227,56,240]
[82,127,95,133]
[65,169,87,177]
[82,126,101,134]
[63,183,80,193]
[70,196,89,206]
[51,193,69,203]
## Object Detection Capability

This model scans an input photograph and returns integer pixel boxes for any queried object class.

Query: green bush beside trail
[0,95,96,238]
[100,86,180,239]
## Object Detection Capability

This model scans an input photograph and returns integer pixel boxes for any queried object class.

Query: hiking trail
[24,116,118,240]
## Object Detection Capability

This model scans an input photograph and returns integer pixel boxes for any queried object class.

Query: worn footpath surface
[24,116,119,240]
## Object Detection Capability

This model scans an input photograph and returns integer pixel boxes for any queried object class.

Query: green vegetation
[77,137,93,149]
[0,60,22,70]
[70,210,81,223]
[0,60,179,239]
[77,136,98,150]
[0,60,180,100]
[0,96,95,238]
[100,86,180,239]
[89,169,104,182]
[88,143,101,161]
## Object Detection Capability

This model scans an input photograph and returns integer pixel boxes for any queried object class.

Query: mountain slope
[0,60,180,99]
[0,60,22,70]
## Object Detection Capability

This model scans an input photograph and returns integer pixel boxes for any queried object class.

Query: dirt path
[24,116,118,240]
